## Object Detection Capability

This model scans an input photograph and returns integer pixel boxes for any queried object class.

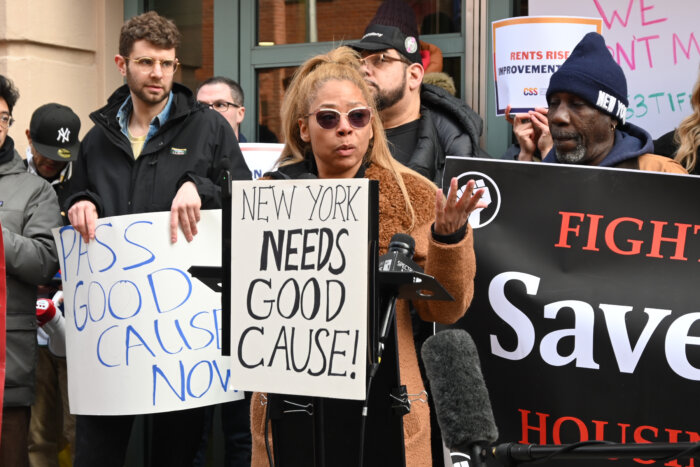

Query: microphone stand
[492,441,700,466]
[187,161,232,354]
[220,163,232,355]
[372,265,453,364]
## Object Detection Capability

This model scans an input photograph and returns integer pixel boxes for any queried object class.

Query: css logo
[523,87,538,96]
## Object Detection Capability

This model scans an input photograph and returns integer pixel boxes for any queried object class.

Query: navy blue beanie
[546,32,628,124]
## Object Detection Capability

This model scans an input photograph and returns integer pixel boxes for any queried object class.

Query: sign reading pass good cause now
[53,211,242,415]
[229,179,373,400]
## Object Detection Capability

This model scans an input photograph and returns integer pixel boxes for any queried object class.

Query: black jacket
[66,83,251,216]
[406,84,488,186]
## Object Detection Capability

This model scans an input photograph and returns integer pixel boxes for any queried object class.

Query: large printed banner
[229,179,375,400]
[492,16,602,115]
[53,211,243,415]
[445,157,700,466]
[530,0,699,138]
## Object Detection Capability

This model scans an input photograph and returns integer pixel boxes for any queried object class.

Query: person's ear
[407,63,424,92]
[115,55,128,77]
[299,118,310,142]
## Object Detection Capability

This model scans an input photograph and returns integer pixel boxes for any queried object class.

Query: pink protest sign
[530,0,699,137]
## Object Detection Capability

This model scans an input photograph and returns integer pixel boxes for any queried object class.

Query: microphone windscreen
[421,329,498,451]
[388,233,415,258]
[36,298,57,327]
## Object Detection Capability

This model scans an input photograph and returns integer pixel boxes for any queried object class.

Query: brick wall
[195,0,214,83]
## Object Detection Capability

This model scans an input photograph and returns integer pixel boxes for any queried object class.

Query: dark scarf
[0,136,15,165]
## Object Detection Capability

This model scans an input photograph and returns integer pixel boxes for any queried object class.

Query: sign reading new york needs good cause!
[492,16,602,116]
[229,179,372,400]
[53,211,243,415]
[445,158,700,466]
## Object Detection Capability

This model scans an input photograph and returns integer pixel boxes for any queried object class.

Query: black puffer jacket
[408,84,488,186]
[65,83,251,216]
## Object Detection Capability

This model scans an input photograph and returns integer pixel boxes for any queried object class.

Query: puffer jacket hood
[420,83,483,149]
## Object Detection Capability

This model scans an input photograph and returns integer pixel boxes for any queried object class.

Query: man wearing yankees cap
[23,102,81,466]
[25,102,81,222]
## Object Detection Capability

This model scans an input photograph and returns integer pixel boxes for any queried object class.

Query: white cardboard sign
[492,16,602,115]
[240,143,283,180]
[229,179,372,400]
[53,210,243,415]
[529,0,700,137]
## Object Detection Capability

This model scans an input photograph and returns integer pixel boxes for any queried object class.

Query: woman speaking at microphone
[250,46,485,466]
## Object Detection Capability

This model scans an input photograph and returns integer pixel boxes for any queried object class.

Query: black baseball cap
[29,103,81,162]
[350,24,422,65]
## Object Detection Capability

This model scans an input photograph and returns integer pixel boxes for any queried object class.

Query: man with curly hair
[65,11,250,467]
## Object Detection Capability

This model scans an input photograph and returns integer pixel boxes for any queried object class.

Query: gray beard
[555,144,587,164]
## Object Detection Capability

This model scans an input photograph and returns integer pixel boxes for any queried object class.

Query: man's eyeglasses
[125,56,179,75]
[0,113,14,129]
[306,107,372,130]
[201,101,241,112]
[360,53,410,70]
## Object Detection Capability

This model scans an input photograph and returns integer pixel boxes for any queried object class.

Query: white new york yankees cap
[30,103,81,162]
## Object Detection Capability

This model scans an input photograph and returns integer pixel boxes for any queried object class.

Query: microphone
[376,233,416,359]
[421,329,498,467]
[36,297,66,358]
[36,297,57,327]
[378,233,415,273]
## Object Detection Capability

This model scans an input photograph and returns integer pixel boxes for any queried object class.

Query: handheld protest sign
[53,211,243,415]
[492,16,601,115]
[529,0,699,137]
[239,143,284,180]
[230,179,378,400]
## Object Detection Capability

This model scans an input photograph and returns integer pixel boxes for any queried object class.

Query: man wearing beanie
[350,0,487,187]
[544,32,685,172]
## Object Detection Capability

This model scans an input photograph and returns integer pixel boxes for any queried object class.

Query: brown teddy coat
[250,162,477,466]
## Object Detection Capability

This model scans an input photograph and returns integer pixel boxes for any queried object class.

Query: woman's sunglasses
[306,107,372,130]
